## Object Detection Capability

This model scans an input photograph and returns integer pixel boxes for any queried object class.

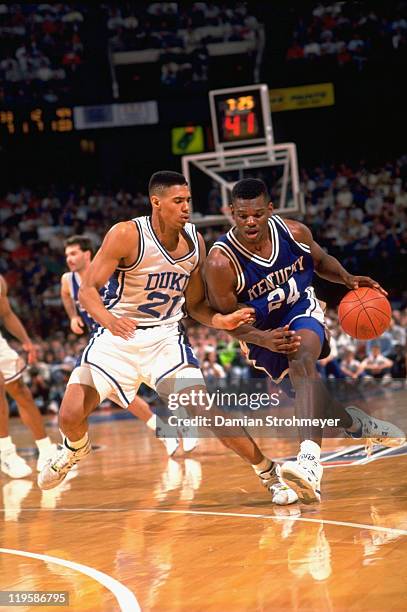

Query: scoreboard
[209,84,274,150]
[0,101,158,137]
[0,107,74,136]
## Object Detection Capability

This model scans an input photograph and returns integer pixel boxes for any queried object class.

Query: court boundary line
[136,508,407,537]
[0,508,127,512]
[0,547,140,612]
[2,507,406,536]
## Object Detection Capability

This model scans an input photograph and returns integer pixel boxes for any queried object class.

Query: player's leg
[127,395,180,457]
[157,367,298,505]
[0,372,33,478]
[0,371,9,439]
[280,328,326,503]
[37,368,101,490]
[6,377,57,471]
[281,323,405,502]
[289,326,405,446]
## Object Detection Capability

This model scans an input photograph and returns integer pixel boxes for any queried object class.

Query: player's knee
[302,353,318,377]
[6,378,31,402]
[59,399,83,430]
[289,358,306,380]
[289,353,318,379]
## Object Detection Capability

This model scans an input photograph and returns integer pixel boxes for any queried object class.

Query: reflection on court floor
[1,389,406,612]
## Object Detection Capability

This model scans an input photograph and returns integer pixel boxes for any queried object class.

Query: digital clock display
[0,107,74,136]
[213,90,265,144]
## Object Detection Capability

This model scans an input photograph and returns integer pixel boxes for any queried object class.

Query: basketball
[338,287,392,340]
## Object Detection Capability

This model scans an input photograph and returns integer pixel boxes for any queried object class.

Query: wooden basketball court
[1,388,406,612]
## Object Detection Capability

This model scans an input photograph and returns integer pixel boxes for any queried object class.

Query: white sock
[0,436,14,452]
[299,440,321,460]
[146,415,157,431]
[65,432,89,450]
[252,457,273,474]
[35,437,52,452]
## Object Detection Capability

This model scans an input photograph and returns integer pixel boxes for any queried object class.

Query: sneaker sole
[37,472,69,490]
[280,467,321,504]
[346,406,406,447]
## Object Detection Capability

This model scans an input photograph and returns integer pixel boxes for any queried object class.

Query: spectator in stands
[357,344,393,381]
[201,345,227,387]
[339,348,363,380]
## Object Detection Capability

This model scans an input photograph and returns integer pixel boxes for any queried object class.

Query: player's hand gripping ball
[338,287,391,340]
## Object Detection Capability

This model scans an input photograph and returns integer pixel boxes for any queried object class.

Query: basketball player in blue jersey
[61,234,196,456]
[39,171,298,506]
[205,178,405,503]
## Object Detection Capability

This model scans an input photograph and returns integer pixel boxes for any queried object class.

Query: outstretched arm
[285,219,387,294]
[204,247,301,353]
[60,273,85,335]
[79,222,139,339]
[0,276,36,363]
[185,234,254,330]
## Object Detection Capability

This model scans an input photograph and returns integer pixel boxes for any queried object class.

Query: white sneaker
[3,480,33,521]
[38,438,91,490]
[345,405,406,447]
[37,443,58,472]
[159,435,180,457]
[179,425,198,453]
[156,423,180,457]
[1,445,32,479]
[281,454,323,504]
[257,462,299,505]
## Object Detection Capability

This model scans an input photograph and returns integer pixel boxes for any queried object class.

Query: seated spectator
[388,344,406,380]
[201,346,226,387]
[339,348,363,380]
[358,345,393,380]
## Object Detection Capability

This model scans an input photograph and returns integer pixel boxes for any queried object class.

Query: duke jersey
[210,215,325,382]
[102,216,200,326]
[67,272,98,333]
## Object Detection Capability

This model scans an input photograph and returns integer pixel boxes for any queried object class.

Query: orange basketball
[338,287,391,340]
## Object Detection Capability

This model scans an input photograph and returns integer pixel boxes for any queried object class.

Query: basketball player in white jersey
[0,275,56,478]
[61,234,196,455]
[38,171,298,506]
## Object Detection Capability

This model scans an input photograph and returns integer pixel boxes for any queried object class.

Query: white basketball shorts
[0,335,25,383]
[70,321,201,408]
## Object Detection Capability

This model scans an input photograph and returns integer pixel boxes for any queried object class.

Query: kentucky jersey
[210,215,326,382]
[102,216,200,326]
[67,272,98,332]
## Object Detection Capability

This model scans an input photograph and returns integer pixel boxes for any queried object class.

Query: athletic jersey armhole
[209,242,245,294]
[273,215,311,253]
[117,218,145,271]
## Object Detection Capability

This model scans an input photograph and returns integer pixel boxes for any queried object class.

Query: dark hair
[64,235,93,255]
[231,178,269,203]
[148,170,187,196]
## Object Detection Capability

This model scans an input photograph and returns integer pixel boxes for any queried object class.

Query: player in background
[205,178,405,503]
[0,275,56,478]
[61,235,196,456]
[38,171,298,506]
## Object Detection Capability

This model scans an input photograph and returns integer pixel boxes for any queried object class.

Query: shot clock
[209,84,274,150]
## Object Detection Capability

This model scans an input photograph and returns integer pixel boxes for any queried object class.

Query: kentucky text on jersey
[247,255,304,300]
[210,214,325,382]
